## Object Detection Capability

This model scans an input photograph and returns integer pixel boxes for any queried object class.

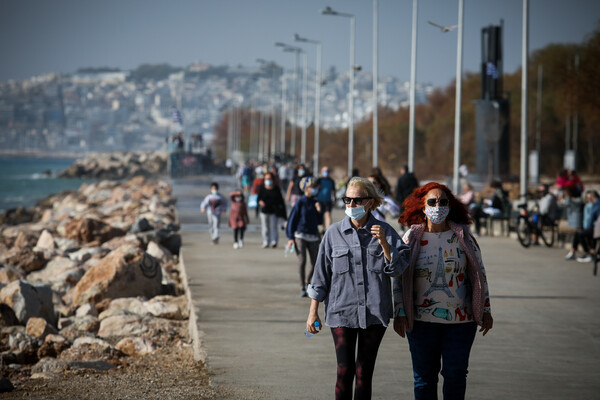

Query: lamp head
[321,6,336,15]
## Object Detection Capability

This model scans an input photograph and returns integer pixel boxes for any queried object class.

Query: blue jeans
[406,321,477,400]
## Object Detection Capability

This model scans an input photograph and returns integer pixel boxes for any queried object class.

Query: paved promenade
[174,176,600,400]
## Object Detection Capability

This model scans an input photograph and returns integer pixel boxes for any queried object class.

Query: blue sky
[1,0,598,87]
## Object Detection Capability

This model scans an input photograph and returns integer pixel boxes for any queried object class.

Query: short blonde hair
[346,177,383,211]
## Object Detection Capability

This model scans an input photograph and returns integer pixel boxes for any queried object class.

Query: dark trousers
[233,227,246,242]
[331,325,387,400]
[296,238,319,288]
[572,227,594,253]
[407,321,477,400]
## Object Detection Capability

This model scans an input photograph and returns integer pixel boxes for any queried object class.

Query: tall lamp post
[453,0,464,195]
[408,0,418,173]
[294,33,322,173]
[520,0,529,200]
[322,6,356,177]
[373,0,379,168]
[276,42,303,160]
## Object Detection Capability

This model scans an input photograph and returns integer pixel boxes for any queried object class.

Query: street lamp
[257,59,281,162]
[321,5,356,177]
[294,33,322,173]
[408,0,418,173]
[373,0,379,168]
[276,42,303,160]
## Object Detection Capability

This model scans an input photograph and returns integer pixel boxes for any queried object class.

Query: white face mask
[424,206,450,225]
[211,190,218,195]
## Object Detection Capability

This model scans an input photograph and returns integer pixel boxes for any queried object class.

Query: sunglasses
[426,198,449,207]
[342,196,371,205]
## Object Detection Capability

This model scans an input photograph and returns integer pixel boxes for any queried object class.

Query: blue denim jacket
[307,213,410,329]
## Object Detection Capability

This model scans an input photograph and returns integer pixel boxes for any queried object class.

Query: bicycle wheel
[516,216,532,248]
[540,220,556,247]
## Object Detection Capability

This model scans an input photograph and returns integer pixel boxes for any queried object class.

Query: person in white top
[200,182,227,245]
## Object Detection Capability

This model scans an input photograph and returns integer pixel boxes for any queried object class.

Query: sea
[0,155,94,213]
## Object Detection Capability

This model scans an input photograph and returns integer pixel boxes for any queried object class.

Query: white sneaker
[565,251,575,260]
[577,255,593,263]
[238,240,244,248]
[262,242,269,248]
[233,242,239,249]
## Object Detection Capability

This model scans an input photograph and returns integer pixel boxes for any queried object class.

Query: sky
[1,0,599,88]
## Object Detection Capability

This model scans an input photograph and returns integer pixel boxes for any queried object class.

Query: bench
[485,201,513,237]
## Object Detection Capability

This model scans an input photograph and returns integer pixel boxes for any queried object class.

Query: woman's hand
[306,314,322,335]
[393,317,408,338]
[371,225,391,260]
[258,200,266,208]
[479,312,493,336]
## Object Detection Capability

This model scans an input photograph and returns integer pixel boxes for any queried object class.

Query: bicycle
[515,200,556,248]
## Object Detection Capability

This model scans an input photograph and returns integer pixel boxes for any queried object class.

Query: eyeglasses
[426,198,449,207]
[342,196,371,205]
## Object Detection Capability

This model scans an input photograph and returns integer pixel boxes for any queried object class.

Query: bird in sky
[427,20,458,33]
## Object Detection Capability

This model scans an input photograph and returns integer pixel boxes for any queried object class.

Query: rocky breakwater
[59,151,168,180]
[0,176,189,391]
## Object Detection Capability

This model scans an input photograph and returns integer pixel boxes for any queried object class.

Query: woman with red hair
[393,182,493,400]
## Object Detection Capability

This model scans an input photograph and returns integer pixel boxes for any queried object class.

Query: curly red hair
[399,182,472,226]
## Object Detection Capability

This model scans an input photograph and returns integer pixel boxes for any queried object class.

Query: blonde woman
[306,177,411,400]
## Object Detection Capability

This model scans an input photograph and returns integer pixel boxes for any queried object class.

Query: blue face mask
[298,169,305,176]
[323,171,329,177]
[310,188,319,196]
[264,180,273,186]
[345,205,367,220]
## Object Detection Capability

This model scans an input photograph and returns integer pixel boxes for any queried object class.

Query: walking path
[174,176,600,400]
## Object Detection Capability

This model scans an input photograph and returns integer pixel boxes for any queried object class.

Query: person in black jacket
[395,165,419,212]
[286,177,323,297]
[257,171,287,248]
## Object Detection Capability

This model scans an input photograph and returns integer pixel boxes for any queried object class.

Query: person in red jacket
[228,190,249,249]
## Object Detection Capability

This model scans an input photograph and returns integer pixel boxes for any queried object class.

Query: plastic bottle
[284,242,295,258]
[304,321,320,338]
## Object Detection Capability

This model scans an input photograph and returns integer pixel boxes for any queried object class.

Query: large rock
[26,257,84,294]
[34,230,55,251]
[64,218,126,244]
[144,295,188,320]
[116,337,155,357]
[0,264,25,284]
[70,244,163,306]
[57,315,100,340]
[1,247,46,273]
[97,314,148,338]
[59,336,122,362]
[25,317,58,340]
[0,303,20,327]
[37,334,71,359]
[0,281,56,325]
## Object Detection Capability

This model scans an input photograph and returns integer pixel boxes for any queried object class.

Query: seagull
[427,20,458,33]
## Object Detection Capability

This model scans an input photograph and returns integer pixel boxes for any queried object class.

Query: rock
[64,217,126,244]
[57,316,100,340]
[31,358,67,374]
[14,230,41,248]
[75,303,98,318]
[54,237,81,253]
[66,360,118,371]
[144,295,188,320]
[68,247,109,263]
[37,334,71,358]
[70,244,163,306]
[0,281,56,325]
[131,217,153,233]
[0,206,35,226]
[98,297,146,320]
[26,257,83,294]
[8,332,41,364]
[35,229,55,251]
[101,233,143,251]
[2,247,46,273]
[146,241,173,263]
[0,303,20,327]
[25,317,58,340]
[0,377,14,393]
[59,336,122,361]
[0,264,25,284]
[116,337,155,357]
[97,314,148,338]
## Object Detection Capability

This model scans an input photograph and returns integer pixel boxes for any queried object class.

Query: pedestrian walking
[200,182,227,245]
[286,164,309,207]
[229,189,249,249]
[306,177,411,400]
[257,172,287,248]
[316,166,336,231]
[286,177,323,297]
[368,174,400,222]
[393,182,493,400]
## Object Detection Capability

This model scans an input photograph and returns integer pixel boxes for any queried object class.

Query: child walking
[201,182,227,244]
[229,189,249,249]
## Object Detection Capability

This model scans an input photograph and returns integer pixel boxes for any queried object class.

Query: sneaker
[565,251,576,260]
[238,240,244,248]
[233,242,239,249]
[300,289,307,297]
[271,242,278,248]
[577,255,593,263]
[262,242,269,248]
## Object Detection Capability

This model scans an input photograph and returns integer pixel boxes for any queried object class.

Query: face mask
[264,180,273,186]
[211,190,218,195]
[310,188,318,196]
[424,206,450,225]
[234,196,242,202]
[345,205,367,220]
[323,171,329,177]
[298,169,305,176]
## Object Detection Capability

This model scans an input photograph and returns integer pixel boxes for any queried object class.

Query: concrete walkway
[175,177,600,400]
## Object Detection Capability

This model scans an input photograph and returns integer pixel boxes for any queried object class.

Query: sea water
[0,155,93,213]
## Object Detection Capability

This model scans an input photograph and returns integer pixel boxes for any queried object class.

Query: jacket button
[358,282,364,285]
